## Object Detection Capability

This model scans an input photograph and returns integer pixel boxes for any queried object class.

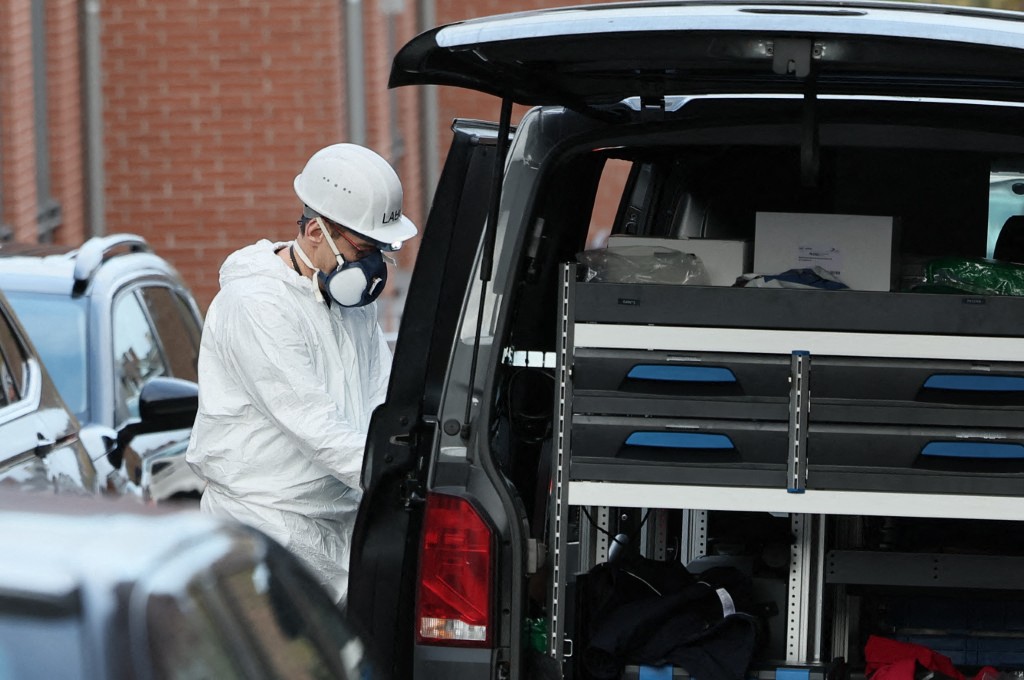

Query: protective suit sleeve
[213,289,368,489]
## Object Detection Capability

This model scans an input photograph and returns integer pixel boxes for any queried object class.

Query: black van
[350,3,1024,679]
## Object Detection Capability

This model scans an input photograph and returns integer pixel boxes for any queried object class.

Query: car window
[142,538,364,680]
[0,606,87,680]
[216,552,362,680]
[218,567,338,679]
[113,290,169,424]
[5,293,88,420]
[0,309,27,409]
[146,590,245,680]
[138,287,200,382]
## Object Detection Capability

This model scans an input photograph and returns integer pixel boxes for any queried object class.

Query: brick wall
[361,0,424,332]
[101,0,349,311]
[46,0,87,246]
[0,1,40,241]
[1,0,616,320]
[99,0,428,318]
[0,1,86,245]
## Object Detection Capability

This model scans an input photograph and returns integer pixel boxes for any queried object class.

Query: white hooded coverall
[185,239,391,604]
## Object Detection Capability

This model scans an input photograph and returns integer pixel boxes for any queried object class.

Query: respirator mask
[292,217,388,307]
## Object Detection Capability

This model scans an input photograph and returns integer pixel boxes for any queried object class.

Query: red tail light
[415,492,493,647]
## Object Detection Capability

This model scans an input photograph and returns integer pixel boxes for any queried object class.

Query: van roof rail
[72,234,152,296]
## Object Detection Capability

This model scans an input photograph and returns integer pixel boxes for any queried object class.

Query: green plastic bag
[524,617,548,654]
[918,257,1024,296]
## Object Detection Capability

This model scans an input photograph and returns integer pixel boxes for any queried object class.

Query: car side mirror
[108,377,198,469]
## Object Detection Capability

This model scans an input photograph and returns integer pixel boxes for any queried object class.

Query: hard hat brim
[351,215,419,251]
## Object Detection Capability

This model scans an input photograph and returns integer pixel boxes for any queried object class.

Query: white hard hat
[293,144,418,247]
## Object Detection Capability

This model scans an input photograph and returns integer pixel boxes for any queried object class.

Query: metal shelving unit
[548,263,1024,679]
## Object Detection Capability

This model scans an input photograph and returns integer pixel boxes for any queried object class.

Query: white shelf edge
[569,481,1024,521]
[573,324,1024,362]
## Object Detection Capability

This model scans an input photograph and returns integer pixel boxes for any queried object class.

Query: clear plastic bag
[577,245,710,285]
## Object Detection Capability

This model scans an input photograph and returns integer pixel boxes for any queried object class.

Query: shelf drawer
[811,356,1024,407]
[569,414,789,487]
[572,349,1024,409]
[807,423,1024,496]
[573,348,790,399]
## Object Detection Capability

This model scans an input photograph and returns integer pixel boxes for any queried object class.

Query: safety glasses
[337,229,379,259]
[314,216,379,261]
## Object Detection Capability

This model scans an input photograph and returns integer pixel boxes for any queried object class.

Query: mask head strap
[289,239,325,303]
[315,216,348,267]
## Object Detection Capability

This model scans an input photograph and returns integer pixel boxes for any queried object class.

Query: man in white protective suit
[185,143,417,606]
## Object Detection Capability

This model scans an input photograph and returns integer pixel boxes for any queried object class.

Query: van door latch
[769,39,823,77]
[401,474,426,508]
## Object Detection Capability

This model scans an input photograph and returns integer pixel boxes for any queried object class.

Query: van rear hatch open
[391,1,1024,108]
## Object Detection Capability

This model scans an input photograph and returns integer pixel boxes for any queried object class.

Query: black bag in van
[577,554,760,680]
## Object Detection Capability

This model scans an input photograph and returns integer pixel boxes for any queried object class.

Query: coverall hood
[219,239,310,291]
[187,239,392,604]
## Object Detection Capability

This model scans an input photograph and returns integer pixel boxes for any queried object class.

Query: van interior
[488,96,1024,679]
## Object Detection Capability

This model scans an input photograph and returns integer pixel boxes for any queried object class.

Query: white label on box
[754,212,896,291]
[797,244,843,275]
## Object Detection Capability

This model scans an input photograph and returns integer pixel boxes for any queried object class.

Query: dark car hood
[390,0,1024,110]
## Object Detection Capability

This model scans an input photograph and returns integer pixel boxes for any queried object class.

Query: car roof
[0,490,253,601]
[391,0,1024,111]
[0,234,185,297]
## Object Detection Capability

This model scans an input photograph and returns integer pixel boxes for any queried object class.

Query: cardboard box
[754,212,899,291]
[607,235,752,286]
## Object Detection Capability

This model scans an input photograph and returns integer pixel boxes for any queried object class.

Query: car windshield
[5,292,89,421]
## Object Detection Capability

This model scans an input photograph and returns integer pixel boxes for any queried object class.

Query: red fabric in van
[865,635,999,680]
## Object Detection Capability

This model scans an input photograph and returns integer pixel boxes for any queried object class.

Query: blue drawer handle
[638,666,674,680]
[921,441,1024,459]
[627,365,737,383]
[626,432,735,449]
[923,374,1024,392]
